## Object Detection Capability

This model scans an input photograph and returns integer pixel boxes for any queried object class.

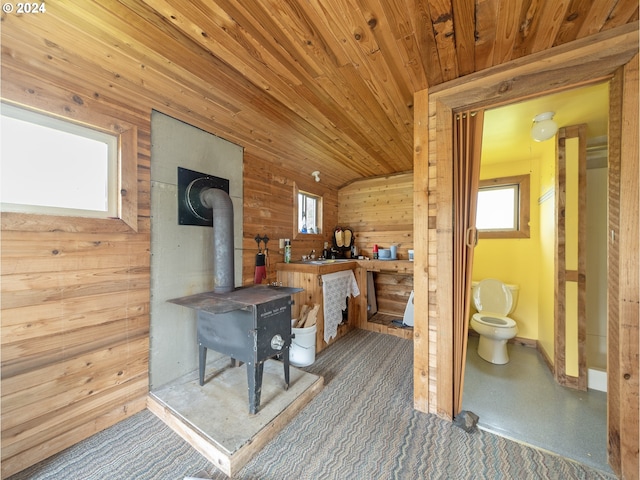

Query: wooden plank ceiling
[4,1,639,187]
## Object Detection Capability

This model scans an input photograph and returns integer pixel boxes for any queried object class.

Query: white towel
[321,270,360,343]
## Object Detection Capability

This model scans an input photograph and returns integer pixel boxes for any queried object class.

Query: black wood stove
[169,285,302,414]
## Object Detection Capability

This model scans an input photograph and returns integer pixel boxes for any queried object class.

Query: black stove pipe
[200,187,235,293]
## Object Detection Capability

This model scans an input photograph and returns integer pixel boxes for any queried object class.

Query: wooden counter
[277,259,415,346]
[276,260,357,274]
[276,261,360,353]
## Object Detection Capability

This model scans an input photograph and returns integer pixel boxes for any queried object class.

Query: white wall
[149,110,243,389]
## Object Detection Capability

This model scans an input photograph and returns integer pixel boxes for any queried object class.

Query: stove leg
[198,345,207,386]
[283,346,290,390]
[247,362,264,415]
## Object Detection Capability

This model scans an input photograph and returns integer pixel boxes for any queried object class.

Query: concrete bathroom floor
[462,335,611,474]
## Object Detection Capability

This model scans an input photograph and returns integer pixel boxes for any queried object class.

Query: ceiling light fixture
[531,111,558,142]
[311,170,320,182]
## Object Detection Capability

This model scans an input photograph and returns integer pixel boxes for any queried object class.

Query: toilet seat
[472,312,516,328]
[473,279,513,315]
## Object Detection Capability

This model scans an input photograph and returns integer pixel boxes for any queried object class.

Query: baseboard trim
[536,340,555,373]
[467,330,536,349]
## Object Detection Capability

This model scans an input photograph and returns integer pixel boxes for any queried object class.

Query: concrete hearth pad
[147,357,322,477]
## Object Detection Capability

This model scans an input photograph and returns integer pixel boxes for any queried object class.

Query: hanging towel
[254,253,266,284]
[321,270,360,343]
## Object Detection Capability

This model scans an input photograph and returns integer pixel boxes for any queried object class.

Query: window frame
[477,174,530,239]
[1,103,119,218]
[293,183,323,239]
[0,101,138,233]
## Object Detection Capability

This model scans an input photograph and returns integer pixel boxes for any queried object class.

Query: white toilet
[470,279,519,364]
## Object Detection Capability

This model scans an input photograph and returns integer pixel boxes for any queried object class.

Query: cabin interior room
[1,2,638,479]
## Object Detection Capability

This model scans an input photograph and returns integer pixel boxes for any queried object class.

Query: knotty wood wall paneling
[412,87,431,412]
[0,6,333,478]
[373,272,414,316]
[1,32,152,474]
[1,104,151,480]
[338,173,414,323]
[2,2,638,477]
[241,152,339,286]
[338,172,414,259]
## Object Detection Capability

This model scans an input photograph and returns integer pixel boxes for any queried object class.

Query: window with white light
[476,174,530,239]
[293,183,323,237]
[1,103,118,218]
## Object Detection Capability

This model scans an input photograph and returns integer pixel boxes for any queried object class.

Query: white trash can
[290,322,317,367]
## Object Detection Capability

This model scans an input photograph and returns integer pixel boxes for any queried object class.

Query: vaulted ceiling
[2,1,638,188]
[140,0,639,184]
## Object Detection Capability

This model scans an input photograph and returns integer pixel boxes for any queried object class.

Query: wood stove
[169,285,302,414]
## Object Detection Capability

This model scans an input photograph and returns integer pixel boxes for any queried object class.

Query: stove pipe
[199,187,235,293]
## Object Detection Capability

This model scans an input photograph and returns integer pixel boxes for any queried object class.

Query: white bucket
[290,322,317,367]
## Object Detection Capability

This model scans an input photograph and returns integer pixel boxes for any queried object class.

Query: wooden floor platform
[365,312,414,340]
[147,357,323,477]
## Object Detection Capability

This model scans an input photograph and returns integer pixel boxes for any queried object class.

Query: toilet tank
[505,283,519,314]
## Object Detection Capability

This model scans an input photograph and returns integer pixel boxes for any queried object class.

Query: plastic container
[290,322,317,367]
[284,239,291,263]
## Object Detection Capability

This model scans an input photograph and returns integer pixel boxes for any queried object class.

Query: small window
[1,103,118,218]
[476,174,530,239]
[293,183,323,238]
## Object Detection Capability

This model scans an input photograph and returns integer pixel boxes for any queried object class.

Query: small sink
[307,259,353,265]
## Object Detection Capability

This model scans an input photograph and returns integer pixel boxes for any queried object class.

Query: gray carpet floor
[9,330,615,479]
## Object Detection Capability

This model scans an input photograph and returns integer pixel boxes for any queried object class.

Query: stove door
[255,297,293,360]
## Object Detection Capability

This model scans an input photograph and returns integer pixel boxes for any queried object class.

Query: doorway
[462,83,610,469]
[415,35,638,476]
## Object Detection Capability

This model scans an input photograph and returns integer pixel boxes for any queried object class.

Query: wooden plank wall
[338,173,414,319]
[0,83,152,478]
[373,272,413,316]
[338,173,414,260]
[0,9,337,480]
[242,151,339,285]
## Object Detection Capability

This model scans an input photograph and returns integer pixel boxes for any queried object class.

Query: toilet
[470,279,519,364]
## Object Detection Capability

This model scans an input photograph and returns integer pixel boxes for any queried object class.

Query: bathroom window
[293,183,323,238]
[476,174,530,239]
[1,103,118,218]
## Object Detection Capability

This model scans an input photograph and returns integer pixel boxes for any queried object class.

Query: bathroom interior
[462,81,610,472]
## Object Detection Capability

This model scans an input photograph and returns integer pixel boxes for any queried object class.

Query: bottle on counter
[373,244,379,260]
[322,241,330,260]
[284,239,292,263]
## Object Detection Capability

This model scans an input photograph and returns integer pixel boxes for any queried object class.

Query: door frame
[554,125,588,390]
[413,23,638,476]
